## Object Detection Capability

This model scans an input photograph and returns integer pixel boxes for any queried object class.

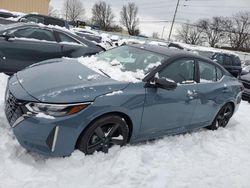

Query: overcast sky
[50,0,250,39]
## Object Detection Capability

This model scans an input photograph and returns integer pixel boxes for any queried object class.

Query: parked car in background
[0,13,69,29]
[5,44,243,157]
[241,65,250,75]
[169,42,242,77]
[211,52,242,77]
[18,14,70,29]
[71,27,102,43]
[0,23,104,75]
[0,11,18,19]
[239,73,250,102]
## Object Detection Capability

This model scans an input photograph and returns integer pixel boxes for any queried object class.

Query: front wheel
[77,115,129,155]
[206,103,234,130]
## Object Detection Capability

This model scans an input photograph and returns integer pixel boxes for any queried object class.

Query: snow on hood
[77,56,146,83]
[14,59,129,103]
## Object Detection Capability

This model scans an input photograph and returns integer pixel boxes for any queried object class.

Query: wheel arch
[75,111,133,149]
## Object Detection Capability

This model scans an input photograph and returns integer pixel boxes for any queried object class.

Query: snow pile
[78,56,145,83]
[1,73,250,187]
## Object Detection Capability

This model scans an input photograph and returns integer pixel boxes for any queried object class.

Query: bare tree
[63,0,85,22]
[226,11,250,50]
[48,5,59,18]
[198,17,226,47]
[175,23,204,45]
[120,3,139,36]
[92,1,114,31]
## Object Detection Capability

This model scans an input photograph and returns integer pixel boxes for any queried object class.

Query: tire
[206,103,234,130]
[77,115,129,155]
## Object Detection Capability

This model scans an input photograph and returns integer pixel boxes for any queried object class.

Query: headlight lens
[25,102,91,117]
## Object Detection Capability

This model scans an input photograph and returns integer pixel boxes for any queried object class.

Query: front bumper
[12,116,81,157]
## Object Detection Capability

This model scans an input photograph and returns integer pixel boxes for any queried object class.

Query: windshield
[96,45,166,73]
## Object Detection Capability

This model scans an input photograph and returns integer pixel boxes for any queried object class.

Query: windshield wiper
[98,69,111,78]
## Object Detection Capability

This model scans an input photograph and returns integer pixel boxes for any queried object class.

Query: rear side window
[199,61,217,83]
[216,67,223,80]
[57,32,80,44]
[14,28,56,41]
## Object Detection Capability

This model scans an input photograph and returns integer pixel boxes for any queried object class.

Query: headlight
[25,102,91,117]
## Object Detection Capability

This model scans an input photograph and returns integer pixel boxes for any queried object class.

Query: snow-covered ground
[0,72,250,188]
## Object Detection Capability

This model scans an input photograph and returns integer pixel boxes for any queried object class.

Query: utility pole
[168,0,180,42]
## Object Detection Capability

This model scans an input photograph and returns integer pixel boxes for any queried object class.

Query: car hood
[16,58,130,103]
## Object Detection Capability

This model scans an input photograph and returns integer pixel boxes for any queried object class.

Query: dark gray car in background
[0,23,104,74]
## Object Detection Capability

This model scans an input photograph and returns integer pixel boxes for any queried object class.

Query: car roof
[129,43,214,62]
[23,14,66,22]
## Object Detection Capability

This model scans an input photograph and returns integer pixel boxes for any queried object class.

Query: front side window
[199,61,217,83]
[57,32,79,44]
[14,28,55,41]
[159,59,195,84]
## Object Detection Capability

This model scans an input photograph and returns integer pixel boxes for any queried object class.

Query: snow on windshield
[78,46,166,83]
[78,56,146,83]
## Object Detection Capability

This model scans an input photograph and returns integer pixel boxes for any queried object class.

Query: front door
[140,58,198,137]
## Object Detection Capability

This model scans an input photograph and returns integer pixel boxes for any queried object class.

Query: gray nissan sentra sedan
[5,44,243,156]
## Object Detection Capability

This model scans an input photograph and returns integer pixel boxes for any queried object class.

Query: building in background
[0,0,50,15]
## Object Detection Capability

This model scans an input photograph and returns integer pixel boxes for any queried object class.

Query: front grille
[241,80,250,89]
[5,91,25,127]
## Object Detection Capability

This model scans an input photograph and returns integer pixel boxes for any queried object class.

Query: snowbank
[0,73,250,188]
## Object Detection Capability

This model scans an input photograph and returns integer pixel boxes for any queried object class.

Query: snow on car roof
[170,42,239,57]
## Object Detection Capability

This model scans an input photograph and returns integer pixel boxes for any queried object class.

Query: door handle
[187,90,198,99]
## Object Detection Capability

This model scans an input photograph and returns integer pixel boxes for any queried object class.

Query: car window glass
[199,61,216,83]
[57,32,80,44]
[234,56,241,65]
[216,67,223,80]
[45,18,65,27]
[159,59,195,84]
[25,16,45,24]
[225,56,233,65]
[14,28,56,41]
[213,54,224,65]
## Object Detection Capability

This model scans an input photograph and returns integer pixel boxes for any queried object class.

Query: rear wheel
[206,103,234,130]
[77,115,129,155]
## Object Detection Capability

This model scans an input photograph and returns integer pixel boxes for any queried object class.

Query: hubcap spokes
[87,124,124,154]
[217,105,232,128]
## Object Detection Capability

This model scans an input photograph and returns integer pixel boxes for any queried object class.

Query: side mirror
[0,32,14,41]
[154,77,177,90]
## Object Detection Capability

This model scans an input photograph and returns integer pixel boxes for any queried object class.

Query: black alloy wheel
[207,103,234,130]
[77,115,129,154]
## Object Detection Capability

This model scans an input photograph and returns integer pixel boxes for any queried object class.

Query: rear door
[0,27,62,73]
[192,59,226,127]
